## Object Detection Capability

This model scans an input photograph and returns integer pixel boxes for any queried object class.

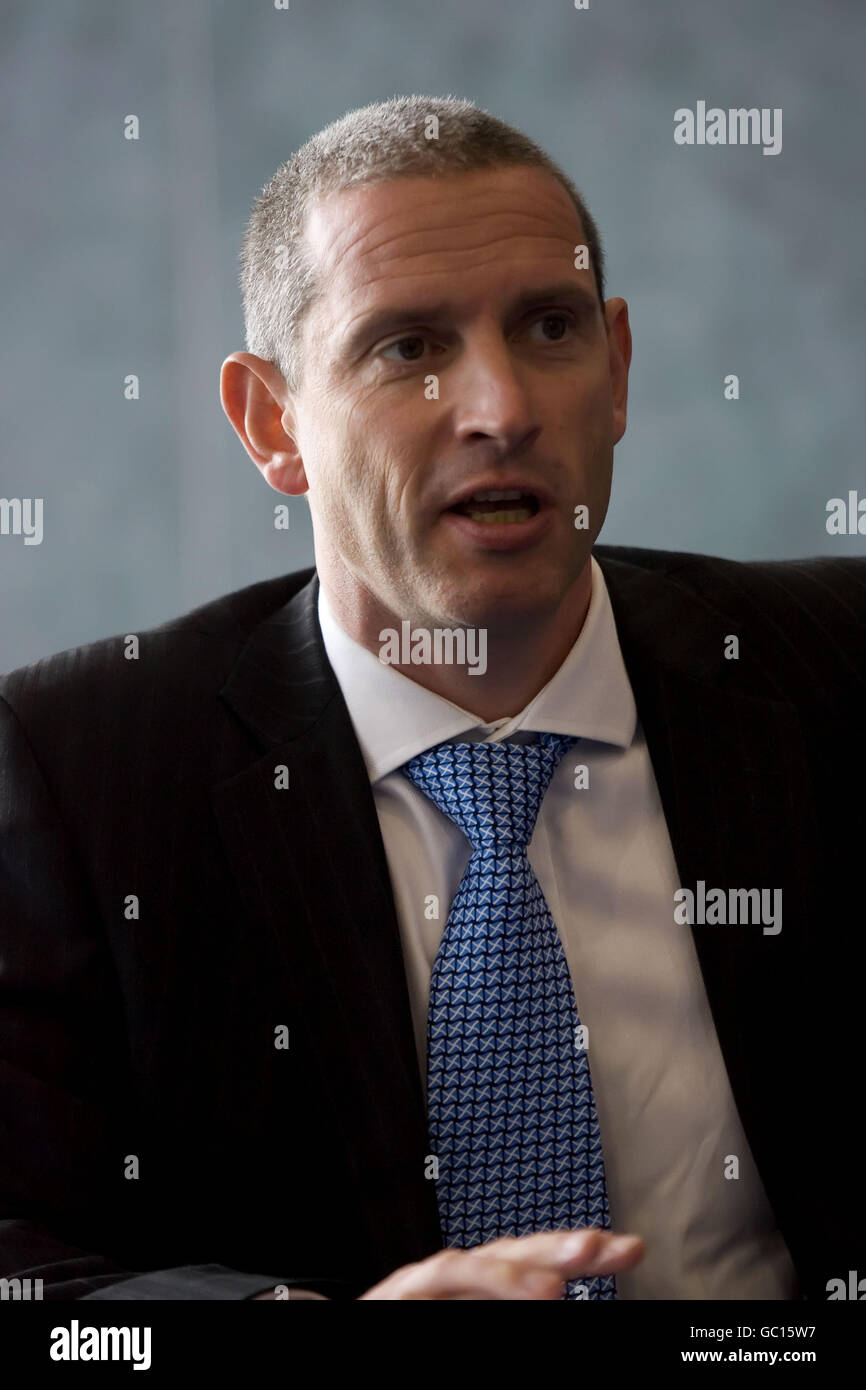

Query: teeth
[468,488,525,502]
[466,507,533,524]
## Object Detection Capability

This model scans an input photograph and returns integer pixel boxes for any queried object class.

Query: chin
[446,585,560,629]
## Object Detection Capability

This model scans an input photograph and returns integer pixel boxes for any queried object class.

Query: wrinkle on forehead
[304,168,583,286]
[300,168,587,372]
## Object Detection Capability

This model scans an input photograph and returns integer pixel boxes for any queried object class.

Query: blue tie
[401,732,616,1300]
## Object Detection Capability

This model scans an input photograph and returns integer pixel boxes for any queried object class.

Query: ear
[603,298,632,445]
[219,352,308,495]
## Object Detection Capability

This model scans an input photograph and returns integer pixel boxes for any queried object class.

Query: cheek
[567,381,614,458]
[569,361,610,412]
[332,372,385,437]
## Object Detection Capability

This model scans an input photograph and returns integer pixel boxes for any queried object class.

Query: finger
[393,1249,567,1301]
[397,1232,643,1300]
[466,1226,645,1276]
[463,1228,602,1261]
[566,1230,645,1276]
[358,1230,647,1299]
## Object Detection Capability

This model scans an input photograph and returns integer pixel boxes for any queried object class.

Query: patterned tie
[401,732,616,1300]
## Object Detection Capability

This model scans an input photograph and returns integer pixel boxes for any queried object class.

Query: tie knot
[400,733,577,850]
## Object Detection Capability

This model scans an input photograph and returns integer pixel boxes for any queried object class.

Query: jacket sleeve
[0,692,334,1301]
[0,1219,301,1299]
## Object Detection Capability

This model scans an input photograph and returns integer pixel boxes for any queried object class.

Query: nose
[450,329,541,453]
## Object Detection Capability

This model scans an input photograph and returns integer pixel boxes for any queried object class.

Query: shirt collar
[316,554,637,784]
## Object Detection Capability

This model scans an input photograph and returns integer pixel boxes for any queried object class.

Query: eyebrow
[339,281,599,359]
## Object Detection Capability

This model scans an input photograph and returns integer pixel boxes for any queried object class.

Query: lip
[441,500,554,551]
[443,478,554,511]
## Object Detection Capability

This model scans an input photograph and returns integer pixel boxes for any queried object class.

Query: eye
[380,334,430,362]
[526,310,576,343]
[378,310,578,363]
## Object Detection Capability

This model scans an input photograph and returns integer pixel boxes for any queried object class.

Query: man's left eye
[528,312,575,341]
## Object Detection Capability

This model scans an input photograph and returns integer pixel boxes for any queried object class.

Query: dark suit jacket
[1,545,864,1301]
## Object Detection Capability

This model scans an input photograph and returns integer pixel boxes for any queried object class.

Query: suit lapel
[595,549,817,1272]
[212,570,441,1282]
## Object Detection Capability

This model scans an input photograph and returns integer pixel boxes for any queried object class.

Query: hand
[357,1227,645,1300]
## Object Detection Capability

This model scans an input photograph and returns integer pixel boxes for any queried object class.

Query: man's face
[288,164,630,634]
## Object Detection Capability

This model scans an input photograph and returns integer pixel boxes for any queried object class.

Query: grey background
[1,0,864,671]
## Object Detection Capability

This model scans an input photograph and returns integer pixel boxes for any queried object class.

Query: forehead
[302,165,586,333]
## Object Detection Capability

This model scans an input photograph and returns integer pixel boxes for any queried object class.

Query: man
[1,96,863,1302]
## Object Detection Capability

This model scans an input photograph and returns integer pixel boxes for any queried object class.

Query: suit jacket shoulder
[594,543,866,708]
[0,565,316,725]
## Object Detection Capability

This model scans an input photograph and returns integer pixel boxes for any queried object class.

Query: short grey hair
[239,94,606,394]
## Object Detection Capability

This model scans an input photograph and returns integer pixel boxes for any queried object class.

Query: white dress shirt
[316,555,799,1300]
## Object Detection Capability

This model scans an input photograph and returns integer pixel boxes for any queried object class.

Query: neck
[319,561,593,724]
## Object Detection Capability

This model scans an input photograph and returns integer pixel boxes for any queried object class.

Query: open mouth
[447,489,542,525]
